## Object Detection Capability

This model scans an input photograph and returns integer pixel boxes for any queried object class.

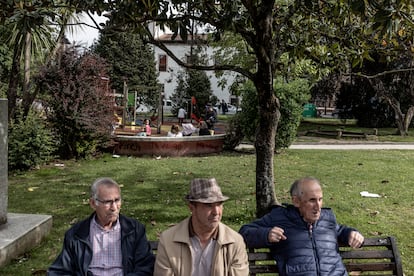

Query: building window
[185,55,192,64]
[159,54,167,71]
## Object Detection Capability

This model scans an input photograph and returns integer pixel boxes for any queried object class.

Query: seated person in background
[47,177,154,275]
[154,178,249,276]
[239,176,364,276]
[181,123,198,136]
[205,106,216,130]
[137,119,151,136]
[198,121,211,136]
[167,124,183,137]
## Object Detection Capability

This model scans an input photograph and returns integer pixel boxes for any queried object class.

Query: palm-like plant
[2,1,82,120]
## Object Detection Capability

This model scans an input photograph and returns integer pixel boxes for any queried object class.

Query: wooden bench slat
[341,249,394,259]
[247,252,273,261]
[348,274,397,276]
[359,237,392,246]
[249,266,278,273]
[345,262,397,271]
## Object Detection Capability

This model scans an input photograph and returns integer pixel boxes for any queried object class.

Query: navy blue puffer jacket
[239,204,356,276]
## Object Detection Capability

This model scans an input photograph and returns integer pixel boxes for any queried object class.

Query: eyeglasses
[94,197,122,207]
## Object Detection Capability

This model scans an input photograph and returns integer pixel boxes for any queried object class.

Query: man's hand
[348,231,364,248]
[268,227,287,243]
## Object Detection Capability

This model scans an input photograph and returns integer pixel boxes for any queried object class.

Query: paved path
[237,142,414,150]
[289,143,414,150]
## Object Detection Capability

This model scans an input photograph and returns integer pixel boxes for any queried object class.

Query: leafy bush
[223,113,244,150]
[8,110,56,171]
[275,78,310,149]
[225,78,310,150]
[37,51,115,159]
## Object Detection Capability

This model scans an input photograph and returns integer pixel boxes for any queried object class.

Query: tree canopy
[1,0,413,216]
[92,26,160,109]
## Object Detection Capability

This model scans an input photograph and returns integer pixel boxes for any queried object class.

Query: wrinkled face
[190,202,223,232]
[90,185,121,228]
[293,181,323,224]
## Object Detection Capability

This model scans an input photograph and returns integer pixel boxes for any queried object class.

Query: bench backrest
[149,236,403,276]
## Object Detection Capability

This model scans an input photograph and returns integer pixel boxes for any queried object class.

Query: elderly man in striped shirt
[48,177,154,275]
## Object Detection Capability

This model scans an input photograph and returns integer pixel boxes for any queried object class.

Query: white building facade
[152,34,240,107]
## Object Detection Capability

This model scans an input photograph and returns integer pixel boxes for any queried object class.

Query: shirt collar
[92,214,120,232]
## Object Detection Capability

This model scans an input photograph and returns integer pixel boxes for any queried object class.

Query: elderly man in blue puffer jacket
[239,177,364,276]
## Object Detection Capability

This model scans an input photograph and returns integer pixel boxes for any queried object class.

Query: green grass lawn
[1,149,414,275]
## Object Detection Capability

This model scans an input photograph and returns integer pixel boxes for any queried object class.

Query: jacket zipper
[309,223,321,276]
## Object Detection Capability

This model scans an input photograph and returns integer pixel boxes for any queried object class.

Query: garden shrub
[275,78,310,149]
[38,51,114,159]
[8,110,56,171]
[225,78,310,151]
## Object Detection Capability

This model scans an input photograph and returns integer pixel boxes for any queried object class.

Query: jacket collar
[73,213,132,241]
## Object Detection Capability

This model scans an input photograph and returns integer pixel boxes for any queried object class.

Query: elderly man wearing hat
[154,178,249,276]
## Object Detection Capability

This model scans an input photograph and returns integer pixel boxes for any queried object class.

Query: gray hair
[289,177,320,198]
[90,177,120,198]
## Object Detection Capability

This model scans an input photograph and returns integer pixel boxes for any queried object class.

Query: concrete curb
[0,213,52,267]
[236,143,414,150]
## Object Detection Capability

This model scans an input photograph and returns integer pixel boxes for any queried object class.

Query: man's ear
[188,202,195,213]
[90,198,97,210]
[292,196,300,207]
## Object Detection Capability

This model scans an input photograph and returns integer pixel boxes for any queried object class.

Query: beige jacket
[154,217,249,276]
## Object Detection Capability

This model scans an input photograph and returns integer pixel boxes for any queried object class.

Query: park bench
[149,236,403,276]
[306,129,370,139]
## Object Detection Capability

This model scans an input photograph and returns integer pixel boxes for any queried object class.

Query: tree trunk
[7,40,22,121]
[368,78,408,136]
[22,32,35,118]
[254,86,280,217]
[403,106,414,135]
[253,1,280,218]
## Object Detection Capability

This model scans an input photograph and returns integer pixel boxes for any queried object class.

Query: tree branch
[143,29,255,79]
[351,67,414,79]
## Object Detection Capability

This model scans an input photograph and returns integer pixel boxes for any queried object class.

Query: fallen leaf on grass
[27,187,39,192]
[369,211,380,216]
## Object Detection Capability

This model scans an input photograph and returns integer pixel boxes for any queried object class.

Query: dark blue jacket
[239,204,356,276]
[48,213,154,275]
